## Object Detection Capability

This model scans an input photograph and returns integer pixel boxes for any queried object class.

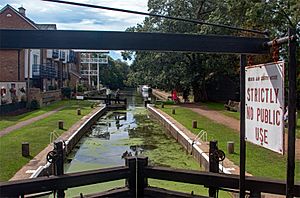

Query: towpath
[0,106,65,137]
[152,89,300,160]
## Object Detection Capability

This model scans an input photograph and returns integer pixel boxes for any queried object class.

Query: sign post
[245,61,284,154]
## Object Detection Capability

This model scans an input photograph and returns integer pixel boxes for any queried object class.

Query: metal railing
[32,64,58,79]
[81,57,108,64]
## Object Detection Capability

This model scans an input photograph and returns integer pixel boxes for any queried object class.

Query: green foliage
[61,87,72,99]
[100,57,130,89]
[30,99,40,110]
[125,0,299,102]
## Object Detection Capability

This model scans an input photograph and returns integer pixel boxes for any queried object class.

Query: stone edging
[147,104,232,174]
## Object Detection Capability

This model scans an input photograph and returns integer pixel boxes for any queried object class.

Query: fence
[1,144,299,198]
[0,101,26,115]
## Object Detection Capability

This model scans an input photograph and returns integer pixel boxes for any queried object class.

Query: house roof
[1,4,57,31]
[0,4,39,30]
[36,24,57,30]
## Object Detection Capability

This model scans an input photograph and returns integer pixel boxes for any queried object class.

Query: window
[33,54,38,65]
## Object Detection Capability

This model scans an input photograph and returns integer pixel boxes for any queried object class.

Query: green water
[63,91,231,197]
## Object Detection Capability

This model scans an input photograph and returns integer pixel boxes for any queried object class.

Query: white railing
[81,57,108,64]
[80,70,98,76]
[193,130,208,144]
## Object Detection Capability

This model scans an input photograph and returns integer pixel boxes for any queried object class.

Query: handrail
[144,166,300,196]
[0,166,129,197]
[193,130,207,144]
[1,163,299,197]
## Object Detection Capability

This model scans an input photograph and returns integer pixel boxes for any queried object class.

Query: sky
[1,0,149,63]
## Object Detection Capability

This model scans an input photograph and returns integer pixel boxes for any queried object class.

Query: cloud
[1,0,145,63]
[1,0,148,31]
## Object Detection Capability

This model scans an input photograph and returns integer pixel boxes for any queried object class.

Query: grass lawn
[0,100,70,131]
[158,105,300,182]
[0,100,95,181]
[203,102,300,138]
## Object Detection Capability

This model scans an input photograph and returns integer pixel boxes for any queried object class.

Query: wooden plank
[0,166,129,197]
[144,166,300,196]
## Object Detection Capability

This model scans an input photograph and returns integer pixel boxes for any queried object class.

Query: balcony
[68,51,76,63]
[59,51,66,61]
[52,50,59,59]
[32,64,58,79]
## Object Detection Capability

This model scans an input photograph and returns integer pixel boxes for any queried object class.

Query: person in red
[172,89,179,103]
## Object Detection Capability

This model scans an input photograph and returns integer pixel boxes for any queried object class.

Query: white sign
[76,96,84,100]
[245,61,284,154]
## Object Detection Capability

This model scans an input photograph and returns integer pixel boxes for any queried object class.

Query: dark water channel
[63,89,230,197]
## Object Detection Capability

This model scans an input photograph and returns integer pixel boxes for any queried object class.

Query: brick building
[0,5,81,105]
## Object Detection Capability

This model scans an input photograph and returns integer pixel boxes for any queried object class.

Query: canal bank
[147,105,239,175]
[10,105,106,181]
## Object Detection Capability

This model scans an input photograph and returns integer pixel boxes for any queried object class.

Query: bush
[77,84,86,92]
[61,87,72,99]
[30,99,40,110]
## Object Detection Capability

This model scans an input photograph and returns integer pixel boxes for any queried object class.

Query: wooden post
[227,141,234,154]
[209,140,219,197]
[192,120,197,128]
[54,141,65,198]
[58,120,64,130]
[126,157,148,197]
[22,142,30,157]
[77,108,81,115]
[172,109,175,114]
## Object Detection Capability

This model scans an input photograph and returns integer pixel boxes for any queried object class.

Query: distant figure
[183,89,189,103]
[115,89,120,104]
[172,89,179,103]
[106,87,111,105]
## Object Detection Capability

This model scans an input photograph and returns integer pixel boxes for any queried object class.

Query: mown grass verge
[157,105,300,182]
[0,100,71,131]
[0,100,94,181]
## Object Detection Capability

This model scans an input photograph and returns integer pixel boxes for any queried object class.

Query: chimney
[18,6,26,16]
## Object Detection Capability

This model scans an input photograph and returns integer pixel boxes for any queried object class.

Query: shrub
[61,87,72,99]
[30,99,40,110]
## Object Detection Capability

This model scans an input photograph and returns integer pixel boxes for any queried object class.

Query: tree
[125,0,299,102]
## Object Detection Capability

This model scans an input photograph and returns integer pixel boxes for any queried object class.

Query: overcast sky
[1,0,149,63]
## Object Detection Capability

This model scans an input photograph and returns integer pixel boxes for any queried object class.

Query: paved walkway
[0,106,65,137]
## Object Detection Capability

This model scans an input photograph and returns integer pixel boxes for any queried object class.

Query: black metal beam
[0,166,129,197]
[0,29,269,54]
[239,54,247,197]
[286,27,297,197]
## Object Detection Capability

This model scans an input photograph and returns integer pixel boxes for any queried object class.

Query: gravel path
[0,106,65,137]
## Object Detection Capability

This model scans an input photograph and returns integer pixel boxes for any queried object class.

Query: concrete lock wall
[32,106,107,178]
[148,105,230,173]
[64,106,106,155]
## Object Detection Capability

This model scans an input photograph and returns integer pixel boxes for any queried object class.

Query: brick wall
[0,6,36,82]
[0,50,25,82]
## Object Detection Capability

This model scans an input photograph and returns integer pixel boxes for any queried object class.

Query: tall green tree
[126,0,299,102]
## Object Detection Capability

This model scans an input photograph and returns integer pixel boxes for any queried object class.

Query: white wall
[24,49,40,79]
